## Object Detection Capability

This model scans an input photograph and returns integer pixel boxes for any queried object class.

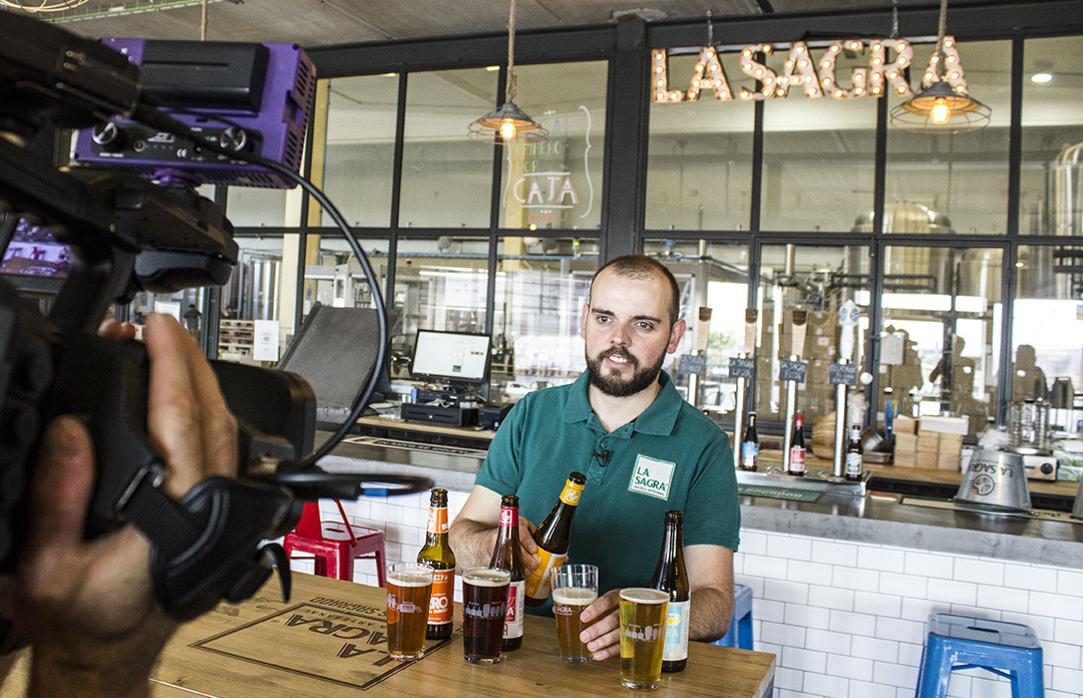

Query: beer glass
[619,588,669,689]
[551,564,599,663]
[462,567,511,664]
[385,563,434,660]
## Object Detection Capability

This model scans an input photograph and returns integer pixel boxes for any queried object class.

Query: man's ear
[580,303,590,340]
[667,318,687,354]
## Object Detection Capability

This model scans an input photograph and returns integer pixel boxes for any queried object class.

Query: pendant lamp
[890,0,990,134]
[468,0,548,145]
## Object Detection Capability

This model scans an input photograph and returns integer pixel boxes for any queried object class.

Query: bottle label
[499,505,517,528]
[559,480,584,506]
[740,441,758,467]
[789,447,806,473]
[662,600,690,662]
[427,506,448,534]
[846,452,862,477]
[427,568,454,626]
[504,580,525,640]
[523,548,567,600]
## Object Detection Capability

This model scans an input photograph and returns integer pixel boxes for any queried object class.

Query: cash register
[401,330,494,427]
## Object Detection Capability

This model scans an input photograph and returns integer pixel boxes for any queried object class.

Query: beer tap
[781,309,808,475]
[729,309,757,458]
[831,301,860,480]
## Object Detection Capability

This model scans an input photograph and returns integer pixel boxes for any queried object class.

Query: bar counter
[5,571,775,697]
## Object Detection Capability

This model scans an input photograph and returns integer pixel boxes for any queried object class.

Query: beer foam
[552,587,598,605]
[463,568,511,587]
[388,571,433,587]
[620,588,669,604]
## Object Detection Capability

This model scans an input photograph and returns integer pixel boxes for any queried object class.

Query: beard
[585,346,665,397]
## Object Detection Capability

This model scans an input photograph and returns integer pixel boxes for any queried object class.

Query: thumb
[27,417,95,552]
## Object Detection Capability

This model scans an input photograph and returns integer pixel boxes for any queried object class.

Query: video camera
[0,12,421,631]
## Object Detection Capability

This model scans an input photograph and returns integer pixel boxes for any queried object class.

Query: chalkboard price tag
[778,359,807,384]
[728,357,755,380]
[678,353,708,377]
[828,363,858,386]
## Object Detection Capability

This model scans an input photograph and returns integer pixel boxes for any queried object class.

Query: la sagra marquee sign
[652,37,969,103]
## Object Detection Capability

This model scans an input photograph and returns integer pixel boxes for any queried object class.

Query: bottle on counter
[739,413,759,472]
[417,488,456,640]
[524,472,587,606]
[788,411,806,477]
[845,424,864,481]
[650,510,690,673]
[489,495,526,651]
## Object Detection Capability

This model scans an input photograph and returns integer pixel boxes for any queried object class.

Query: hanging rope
[932,0,948,79]
[706,9,714,46]
[891,0,899,39]
[505,0,517,102]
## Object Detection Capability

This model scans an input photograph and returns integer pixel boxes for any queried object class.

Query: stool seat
[283,501,388,587]
[916,613,1044,698]
[713,583,754,650]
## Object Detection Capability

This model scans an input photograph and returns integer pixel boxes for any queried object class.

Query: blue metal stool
[915,613,1044,698]
[714,583,754,650]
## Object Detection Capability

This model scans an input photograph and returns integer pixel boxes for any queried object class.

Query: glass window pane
[393,237,490,376]
[645,240,751,413]
[757,245,870,427]
[226,187,299,228]
[885,40,1011,234]
[499,62,607,230]
[1012,245,1083,432]
[301,236,390,316]
[646,52,754,232]
[881,246,1003,437]
[1020,36,1083,235]
[217,236,292,361]
[762,48,877,232]
[321,75,399,227]
[492,238,599,394]
[399,69,498,228]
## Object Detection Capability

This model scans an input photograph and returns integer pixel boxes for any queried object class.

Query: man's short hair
[590,254,681,326]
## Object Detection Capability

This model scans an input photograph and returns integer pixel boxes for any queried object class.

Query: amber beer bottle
[739,412,759,471]
[788,411,807,477]
[417,488,456,639]
[489,495,525,651]
[651,510,690,673]
[523,472,586,607]
[845,424,864,481]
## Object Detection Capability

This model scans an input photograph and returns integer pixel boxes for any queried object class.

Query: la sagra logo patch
[628,454,675,501]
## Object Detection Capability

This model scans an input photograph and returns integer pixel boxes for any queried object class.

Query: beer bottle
[845,424,864,481]
[417,488,456,640]
[739,412,759,471]
[524,472,586,607]
[788,411,806,477]
[651,510,690,673]
[489,495,525,651]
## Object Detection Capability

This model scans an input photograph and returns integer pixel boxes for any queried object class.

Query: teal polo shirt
[475,371,740,615]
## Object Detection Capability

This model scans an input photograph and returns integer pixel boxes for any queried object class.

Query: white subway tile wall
[288,496,1083,698]
[734,531,1083,698]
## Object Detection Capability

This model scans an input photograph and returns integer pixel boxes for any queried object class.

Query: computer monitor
[410,330,491,385]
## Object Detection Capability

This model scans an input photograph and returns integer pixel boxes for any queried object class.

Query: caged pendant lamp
[890,0,991,134]
[468,0,548,145]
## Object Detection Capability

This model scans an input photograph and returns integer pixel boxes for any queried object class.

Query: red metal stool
[283,500,387,587]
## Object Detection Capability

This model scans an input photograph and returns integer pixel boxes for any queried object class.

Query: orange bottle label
[559,480,584,506]
[427,506,449,534]
[427,568,454,625]
[523,548,567,601]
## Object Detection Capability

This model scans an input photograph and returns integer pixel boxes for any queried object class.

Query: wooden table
[6,573,775,697]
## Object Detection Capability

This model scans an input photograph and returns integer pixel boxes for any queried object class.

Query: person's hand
[15,313,238,696]
[579,588,622,661]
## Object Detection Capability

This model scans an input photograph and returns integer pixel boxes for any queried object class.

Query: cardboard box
[894,432,918,452]
[894,415,918,435]
[917,450,938,469]
[919,415,969,436]
[918,433,940,452]
[938,451,962,471]
[894,450,917,467]
[939,433,964,452]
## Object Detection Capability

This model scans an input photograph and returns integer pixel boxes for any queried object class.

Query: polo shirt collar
[561,370,682,437]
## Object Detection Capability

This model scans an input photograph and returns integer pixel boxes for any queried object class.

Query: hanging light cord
[933,0,948,79]
[891,0,899,39]
[706,9,714,46]
[505,0,518,102]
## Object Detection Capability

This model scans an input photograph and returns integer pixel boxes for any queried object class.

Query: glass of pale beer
[462,567,511,664]
[551,564,599,663]
[618,588,669,689]
[385,563,434,660]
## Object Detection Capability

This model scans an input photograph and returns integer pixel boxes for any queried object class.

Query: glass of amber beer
[385,563,434,660]
[619,588,669,689]
[462,567,511,664]
[551,564,599,663]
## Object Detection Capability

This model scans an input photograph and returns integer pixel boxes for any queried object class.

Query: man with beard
[450,255,738,659]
